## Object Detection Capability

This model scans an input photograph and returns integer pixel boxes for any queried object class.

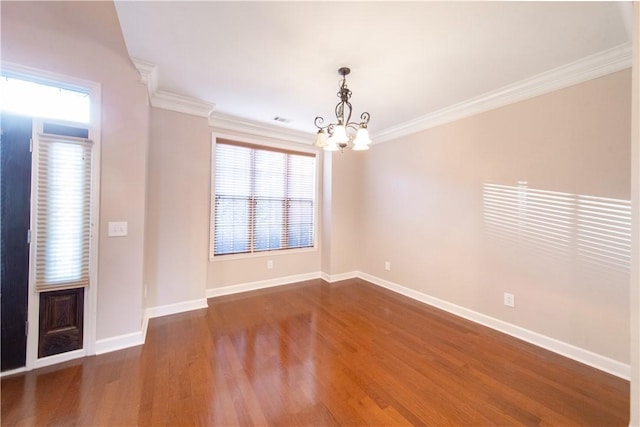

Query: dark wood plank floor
[1,278,629,426]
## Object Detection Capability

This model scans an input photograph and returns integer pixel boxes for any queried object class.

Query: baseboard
[33,348,86,370]
[145,298,209,319]
[207,272,322,298]
[95,298,207,355]
[18,271,628,380]
[95,330,145,355]
[320,271,359,283]
[358,272,631,380]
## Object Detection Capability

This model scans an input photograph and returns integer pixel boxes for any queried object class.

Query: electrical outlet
[504,292,515,308]
[267,260,273,269]
[384,261,391,271]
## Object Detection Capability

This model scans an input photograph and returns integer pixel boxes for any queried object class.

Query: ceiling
[114,1,632,139]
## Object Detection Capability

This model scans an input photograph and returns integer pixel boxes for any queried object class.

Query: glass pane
[0,76,90,123]
[287,200,313,248]
[287,155,315,199]
[214,196,250,254]
[215,144,252,197]
[254,198,283,251]
[254,150,285,198]
[43,142,90,283]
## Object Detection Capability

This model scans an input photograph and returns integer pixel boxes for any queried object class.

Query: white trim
[141,310,150,342]
[0,367,27,378]
[0,62,99,94]
[320,271,359,283]
[212,130,319,155]
[374,42,633,143]
[94,298,204,356]
[206,272,321,298]
[95,331,145,355]
[211,247,318,263]
[358,272,631,380]
[85,80,102,358]
[145,298,208,319]
[209,132,216,263]
[33,349,86,370]
[131,57,313,144]
[130,44,631,146]
[131,57,215,118]
[151,91,215,118]
[209,112,314,145]
[131,57,158,95]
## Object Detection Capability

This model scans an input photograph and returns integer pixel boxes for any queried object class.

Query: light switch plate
[108,221,128,237]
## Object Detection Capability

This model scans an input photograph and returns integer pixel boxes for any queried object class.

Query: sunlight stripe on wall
[483,182,631,273]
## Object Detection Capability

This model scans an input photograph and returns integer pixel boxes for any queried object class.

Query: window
[213,140,316,256]
[34,132,93,289]
[0,72,94,291]
[0,74,90,123]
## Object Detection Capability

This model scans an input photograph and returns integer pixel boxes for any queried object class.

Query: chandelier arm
[360,112,371,125]
[314,116,326,130]
[344,101,353,126]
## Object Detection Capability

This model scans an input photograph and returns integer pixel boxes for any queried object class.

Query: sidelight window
[34,133,93,289]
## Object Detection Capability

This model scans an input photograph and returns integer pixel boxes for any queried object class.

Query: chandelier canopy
[313,67,371,152]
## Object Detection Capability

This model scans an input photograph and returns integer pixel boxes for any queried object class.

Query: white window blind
[35,134,93,290]
[213,140,316,256]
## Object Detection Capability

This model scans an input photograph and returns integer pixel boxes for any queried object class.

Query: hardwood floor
[1,278,629,426]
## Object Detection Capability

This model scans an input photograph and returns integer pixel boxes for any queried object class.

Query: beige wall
[146,108,211,306]
[146,117,327,297]
[321,149,362,276]
[321,152,333,273]
[2,1,150,339]
[359,70,632,363]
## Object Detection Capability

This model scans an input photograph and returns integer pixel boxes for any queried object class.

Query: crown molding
[131,57,158,95]
[131,56,215,118]
[131,57,310,142]
[151,90,215,118]
[373,42,633,144]
[132,42,631,145]
[209,112,314,145]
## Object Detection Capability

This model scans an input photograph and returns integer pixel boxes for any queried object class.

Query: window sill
[209,246,317,262]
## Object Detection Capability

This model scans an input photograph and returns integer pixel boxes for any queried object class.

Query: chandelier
[313,67,371,152]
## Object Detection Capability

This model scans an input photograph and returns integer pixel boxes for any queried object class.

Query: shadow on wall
[482,181,631,276]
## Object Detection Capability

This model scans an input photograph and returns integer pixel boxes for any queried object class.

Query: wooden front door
[1,113,33,372]
[38,288,84,358]
[36,123,89,359]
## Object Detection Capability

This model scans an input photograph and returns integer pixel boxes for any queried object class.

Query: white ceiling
[114,1,632,138]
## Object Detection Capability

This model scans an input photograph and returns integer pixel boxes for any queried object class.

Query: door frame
[2,62,102,373]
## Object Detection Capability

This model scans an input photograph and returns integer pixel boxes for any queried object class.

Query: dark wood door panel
[1,113,33,371]
[38,288,84,358]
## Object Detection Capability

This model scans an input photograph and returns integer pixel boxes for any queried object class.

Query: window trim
[209,132,320,261]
